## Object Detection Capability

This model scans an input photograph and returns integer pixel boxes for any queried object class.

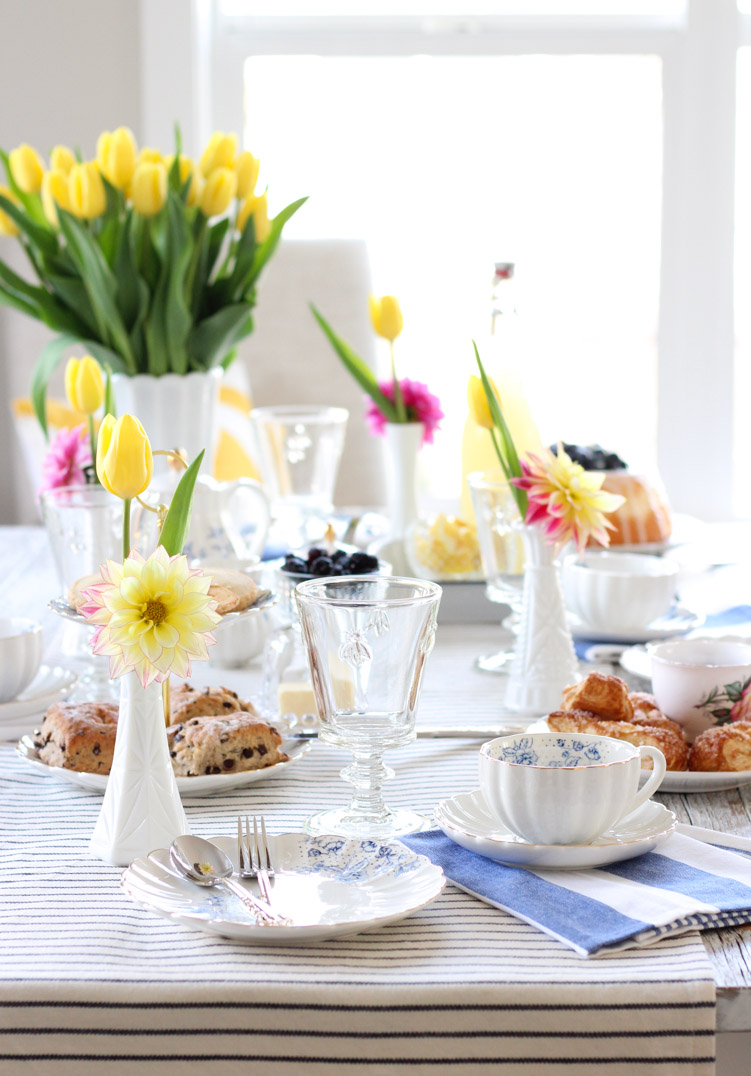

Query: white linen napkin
[402,824,751,957]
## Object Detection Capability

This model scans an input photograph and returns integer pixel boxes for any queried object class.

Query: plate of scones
[528,671,751,792]
[16,682,310,795]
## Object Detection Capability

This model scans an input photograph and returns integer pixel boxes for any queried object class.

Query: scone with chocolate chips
[34,701,118,773]
[168,682,257,724]
[167,713,287,776]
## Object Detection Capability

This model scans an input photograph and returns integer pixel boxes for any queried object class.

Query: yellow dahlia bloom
[513,444,626,552]
[80,547,220,687]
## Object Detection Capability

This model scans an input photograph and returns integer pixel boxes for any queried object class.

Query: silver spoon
[169,834,290,927]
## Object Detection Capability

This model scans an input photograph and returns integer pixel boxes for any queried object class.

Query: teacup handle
[621,745,667,819]
[216,478,271,561]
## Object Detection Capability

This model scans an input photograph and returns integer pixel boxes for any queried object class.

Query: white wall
[0,0,141,523]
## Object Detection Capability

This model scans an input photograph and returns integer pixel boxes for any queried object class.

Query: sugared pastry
[66,573,102,611]
[546,709,689,771]
[688,723,751,772]
[34,701,118,773]
[561,672,634,722]
[167,713,287,776]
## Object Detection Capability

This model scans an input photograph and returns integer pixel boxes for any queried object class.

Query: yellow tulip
[138,147,164,167]
[68,161,106,219]
[166,154,203,206]
[50,145,75,175]
[41,170,71,227]
[199,167,236,217]
[64,356,105,415]
[97,126,137,190]
[0,185,19,236]
[131,162,167,216]
[236,191,270,241]
[369,295,403,342]
[467,374,501,430]
[96,413,153,500]
[9,143,44,194]
[199,132,237,177]
[234,151,260,199]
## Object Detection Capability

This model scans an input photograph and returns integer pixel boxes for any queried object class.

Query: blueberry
[283,556,308,575]
[331,549,348,563]
[307,547,326,562]
[346,552,379,574]
[311,556,334,576]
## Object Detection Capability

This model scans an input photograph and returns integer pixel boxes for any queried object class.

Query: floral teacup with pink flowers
[649,637,751,741]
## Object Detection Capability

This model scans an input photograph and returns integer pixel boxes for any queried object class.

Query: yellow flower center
[141,599,168,625]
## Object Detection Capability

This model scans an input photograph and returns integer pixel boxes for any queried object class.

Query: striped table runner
[0,610,717,1073]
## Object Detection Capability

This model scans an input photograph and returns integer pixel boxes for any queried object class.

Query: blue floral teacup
[479,733,666,846]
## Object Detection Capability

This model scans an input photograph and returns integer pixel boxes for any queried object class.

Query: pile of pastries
[33,683,288,778]
[546,671,751,772]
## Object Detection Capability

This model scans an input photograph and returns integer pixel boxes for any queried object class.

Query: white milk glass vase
[504,523,579,715]
[112,369,223,478]
[372,422,423,575]
[89,672,187,865]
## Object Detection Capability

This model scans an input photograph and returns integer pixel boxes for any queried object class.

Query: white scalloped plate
[15,735,311,796]
[121,832,445,943]
[0,666,78,740]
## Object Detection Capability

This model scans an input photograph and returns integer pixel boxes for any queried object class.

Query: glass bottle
[460,262,541,521]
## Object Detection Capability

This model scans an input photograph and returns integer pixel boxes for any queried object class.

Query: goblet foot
[475,649,515,674]
[304,804,430,841]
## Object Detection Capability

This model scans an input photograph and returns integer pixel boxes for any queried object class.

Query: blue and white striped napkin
[402,824,751,957]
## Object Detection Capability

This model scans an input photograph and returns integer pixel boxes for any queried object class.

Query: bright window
[245,53,663,496]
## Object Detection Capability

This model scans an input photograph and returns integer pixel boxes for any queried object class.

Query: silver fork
[237,815,274,905]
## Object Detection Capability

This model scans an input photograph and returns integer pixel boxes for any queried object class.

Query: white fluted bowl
[0,619,43,703]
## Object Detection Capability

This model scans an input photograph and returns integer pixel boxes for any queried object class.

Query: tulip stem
[122,497,132,562]
[390,342,407,423]
[87,415,97,479]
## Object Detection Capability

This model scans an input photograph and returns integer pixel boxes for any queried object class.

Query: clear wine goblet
[295,576,442,840]
[468,470,525,673]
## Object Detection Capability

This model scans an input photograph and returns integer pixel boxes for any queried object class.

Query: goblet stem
[341,750,395,824]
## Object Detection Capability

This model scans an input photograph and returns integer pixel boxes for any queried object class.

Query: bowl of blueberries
[277,545,385,624]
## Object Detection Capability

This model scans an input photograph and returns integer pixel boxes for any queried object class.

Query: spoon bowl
[169,835,290,926]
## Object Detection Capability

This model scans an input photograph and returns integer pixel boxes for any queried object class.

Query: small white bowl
[562,552,678,632]
[0,618,43,703]
[649,637,751,741]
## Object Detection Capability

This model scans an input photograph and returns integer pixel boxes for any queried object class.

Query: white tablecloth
[0,529,717,1074]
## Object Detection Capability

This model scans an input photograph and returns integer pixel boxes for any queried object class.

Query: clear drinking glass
[468,470,525,673]
[250,405,348,549]
[296,576,442,840]
[39,484,124,702]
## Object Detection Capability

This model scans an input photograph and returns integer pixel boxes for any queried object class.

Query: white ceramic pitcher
[132,475,271,566]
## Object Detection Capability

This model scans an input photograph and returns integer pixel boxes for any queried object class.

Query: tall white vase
[372,422,423,575]
[112,369,222,476]
[505,523,579,715]
[89,672,188,865]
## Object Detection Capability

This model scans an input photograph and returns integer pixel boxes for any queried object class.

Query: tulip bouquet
[311,296,443,445]
[470,344,624,551]
[0,128,306,436]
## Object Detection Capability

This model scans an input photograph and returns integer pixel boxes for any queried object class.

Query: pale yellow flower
[80,547,220,687]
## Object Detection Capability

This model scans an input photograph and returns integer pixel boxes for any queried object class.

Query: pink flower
[39,425,92,494]
[365,378,444,445]
[730,682,751,723]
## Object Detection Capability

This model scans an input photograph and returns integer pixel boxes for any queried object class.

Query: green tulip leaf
[31,334,128,438]
[58,209,137,373]
[158,449,204,557]
[0,191,57,258]
[104,365,116,420]
[188,303,254,371]
[473,342,528,518]
[247,197,307,290]
[311,304,399,422]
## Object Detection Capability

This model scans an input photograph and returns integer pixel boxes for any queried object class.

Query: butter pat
[278,668,355,718]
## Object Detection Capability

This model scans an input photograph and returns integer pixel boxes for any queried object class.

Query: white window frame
[140,0,746,521]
